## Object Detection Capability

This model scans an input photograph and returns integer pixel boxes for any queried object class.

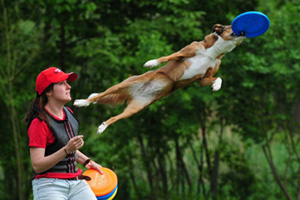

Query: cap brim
[67,72,78,82]
[52,72,77,83]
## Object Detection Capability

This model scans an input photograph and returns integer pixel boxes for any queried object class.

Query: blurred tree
[73,0,259,199]
[215,0,300,199]
[3,0,300,199]
[0,0,40,199]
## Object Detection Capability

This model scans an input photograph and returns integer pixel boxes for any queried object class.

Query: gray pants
[32,178,97,200]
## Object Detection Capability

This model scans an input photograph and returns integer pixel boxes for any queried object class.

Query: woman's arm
[30,135,84,174]
[30,147,67,174]
[76,150,103,174]
[76,150,90,165]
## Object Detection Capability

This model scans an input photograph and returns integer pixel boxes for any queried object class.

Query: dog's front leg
[199,67,222,91]
[200,77,222,91]
[144,42,199,68]
[144,53,183,68]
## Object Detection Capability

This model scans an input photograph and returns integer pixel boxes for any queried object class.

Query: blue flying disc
[231,11,270,38]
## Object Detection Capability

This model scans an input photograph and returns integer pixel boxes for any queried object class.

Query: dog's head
[202,24,245,56]
[211,24,245,45]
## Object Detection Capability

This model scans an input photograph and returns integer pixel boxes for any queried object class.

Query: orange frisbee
[83,168,118,196]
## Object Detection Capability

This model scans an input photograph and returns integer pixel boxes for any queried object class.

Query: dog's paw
[88,93,99,99]
[88,93,99,104]
[97,122,107,134]
[212,78,222,91]
[73,99,91,107]
[144,59,159,68]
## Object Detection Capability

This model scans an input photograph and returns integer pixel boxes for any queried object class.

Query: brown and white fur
[74,24,245,134]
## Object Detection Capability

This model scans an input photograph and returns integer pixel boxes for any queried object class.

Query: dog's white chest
[180,49,219,80]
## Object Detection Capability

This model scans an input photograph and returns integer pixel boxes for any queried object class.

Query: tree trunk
[137,133,154,197]
[211,150,220,200]
[157,151,168,194]
[129,170,142,199]
[211,122,224,200]
[60,22,66,68]
[2,2,25,198]
[297,168,300,200]
[9,81,25,200]
[202,126,212,175]
[262,143,292,200]
[189,141,206,196]
[175,138,192,195]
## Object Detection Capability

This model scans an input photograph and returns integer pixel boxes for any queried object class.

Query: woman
[25,67,102,200]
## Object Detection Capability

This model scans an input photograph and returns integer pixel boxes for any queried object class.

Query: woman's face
[51,80,72,103]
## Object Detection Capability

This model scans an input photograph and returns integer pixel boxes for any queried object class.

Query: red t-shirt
[28,107,82,179]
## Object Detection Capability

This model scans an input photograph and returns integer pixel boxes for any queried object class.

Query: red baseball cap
[36,67,78,95]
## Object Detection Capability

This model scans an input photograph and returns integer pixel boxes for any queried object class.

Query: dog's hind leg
[74,81,132,107]
[97,78,174,133]
[97,99,152,134]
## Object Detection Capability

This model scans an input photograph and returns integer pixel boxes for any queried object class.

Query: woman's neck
[45,102,64,119]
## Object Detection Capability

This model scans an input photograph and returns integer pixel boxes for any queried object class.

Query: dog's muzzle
[230,32,246,37]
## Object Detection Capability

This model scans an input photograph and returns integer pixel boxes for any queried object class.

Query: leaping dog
[74,24,245,133]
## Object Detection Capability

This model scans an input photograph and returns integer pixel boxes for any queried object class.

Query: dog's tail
[74,93,128,107]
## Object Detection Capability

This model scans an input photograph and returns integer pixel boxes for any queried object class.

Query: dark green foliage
[1,0,300,199]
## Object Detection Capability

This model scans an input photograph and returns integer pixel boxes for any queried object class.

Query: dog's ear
[212,24,224,35]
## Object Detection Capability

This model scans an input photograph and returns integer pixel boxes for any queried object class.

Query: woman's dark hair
[24,84,54,127]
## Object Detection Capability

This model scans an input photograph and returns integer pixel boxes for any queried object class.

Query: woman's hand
[76,151,104,175]
[65,135,84,154]
[88,161,104,175]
